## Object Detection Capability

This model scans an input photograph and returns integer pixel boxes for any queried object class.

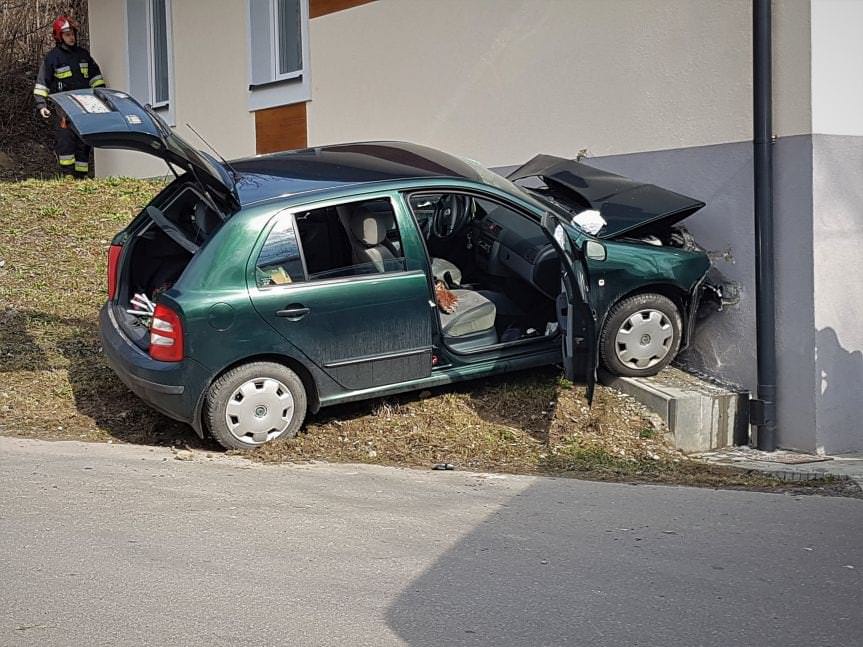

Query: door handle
[275,305,310,320]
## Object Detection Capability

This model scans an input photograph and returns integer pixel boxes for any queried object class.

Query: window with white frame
[149,0,171,106]
[248,0,310,109]
[127,0,174,113]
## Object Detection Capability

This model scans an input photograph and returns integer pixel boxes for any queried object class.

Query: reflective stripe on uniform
[75,162,89,172]
[79,62,89,78]
[34,84,49,97]
[54,66,72,79]
[90,76,105,88]
[58,155,75,166]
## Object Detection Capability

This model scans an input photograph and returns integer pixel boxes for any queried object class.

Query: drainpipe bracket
[749,398,776,426]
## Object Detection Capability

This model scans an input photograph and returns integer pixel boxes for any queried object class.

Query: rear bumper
[99,304,210,430]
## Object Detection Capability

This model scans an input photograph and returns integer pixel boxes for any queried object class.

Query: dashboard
[473,205,561,299]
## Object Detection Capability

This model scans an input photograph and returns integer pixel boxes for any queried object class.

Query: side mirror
[584,240,606,261]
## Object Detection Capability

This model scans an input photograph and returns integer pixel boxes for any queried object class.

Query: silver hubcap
[615,309,674,370]
[225,378,295,445]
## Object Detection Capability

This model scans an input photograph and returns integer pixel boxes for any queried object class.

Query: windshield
[457,154,587,234]
[457,156,550,210]
[506,175,589,234]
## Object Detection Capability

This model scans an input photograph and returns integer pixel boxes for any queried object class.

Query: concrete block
[600,367,750,454]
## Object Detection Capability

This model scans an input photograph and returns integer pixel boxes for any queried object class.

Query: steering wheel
[431,194,471,240]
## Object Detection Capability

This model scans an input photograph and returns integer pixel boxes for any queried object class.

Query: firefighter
[33,16,106,178]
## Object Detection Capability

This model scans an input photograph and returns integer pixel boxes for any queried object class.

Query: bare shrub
[0,1,88,147]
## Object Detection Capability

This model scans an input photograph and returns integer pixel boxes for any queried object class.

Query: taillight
[107,244,122,300]
[149,304,184,362]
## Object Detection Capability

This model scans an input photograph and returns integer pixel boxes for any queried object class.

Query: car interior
[259,193,562,354]
[407,192,561,353]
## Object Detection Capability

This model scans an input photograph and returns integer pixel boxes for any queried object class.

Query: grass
[0,176,857,497]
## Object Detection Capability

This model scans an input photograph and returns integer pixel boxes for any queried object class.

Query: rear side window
[255,198,406,287]
[256,215,306,287]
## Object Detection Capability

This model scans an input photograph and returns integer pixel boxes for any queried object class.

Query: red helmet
[52,16,78,43]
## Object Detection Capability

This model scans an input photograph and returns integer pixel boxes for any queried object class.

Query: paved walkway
[695,447,863,486]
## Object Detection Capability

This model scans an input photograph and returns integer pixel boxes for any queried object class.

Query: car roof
[230,141,487,206]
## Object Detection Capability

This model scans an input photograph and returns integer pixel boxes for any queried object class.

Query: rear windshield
[161,184,223,246]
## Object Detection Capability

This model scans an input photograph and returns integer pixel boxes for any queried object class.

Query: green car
[52,89,716,450]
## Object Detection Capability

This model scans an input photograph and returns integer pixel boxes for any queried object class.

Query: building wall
[807,0,863,453]
[586,142,758,393]
[811,0,863,137]
[773,135,816,452]
[307,0,754,165]
[812,135,863,454]
[88,0,257,178]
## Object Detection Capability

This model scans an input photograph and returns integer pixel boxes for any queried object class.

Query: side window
[255,198,407,287]
[256,213,306,287]
[295,198,406,280]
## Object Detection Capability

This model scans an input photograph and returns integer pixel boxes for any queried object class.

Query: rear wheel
[600,293,682,377]
[205,362,307,450]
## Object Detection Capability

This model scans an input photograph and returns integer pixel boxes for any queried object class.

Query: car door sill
[441,331,560,357]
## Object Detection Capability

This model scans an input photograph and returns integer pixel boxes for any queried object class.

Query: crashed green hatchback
[52,89,721,450]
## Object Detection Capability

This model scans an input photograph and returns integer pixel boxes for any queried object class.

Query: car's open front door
[540,213,597,403]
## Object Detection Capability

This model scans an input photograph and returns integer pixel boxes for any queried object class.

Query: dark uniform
[34,44,105,177]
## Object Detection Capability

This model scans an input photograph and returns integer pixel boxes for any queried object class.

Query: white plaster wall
[812,134,863,453]
[88,0,256,178]
[170,0,256,160]
[811,0,863,137]
[89,0,165,177]
[773,0,812,137]
[308,0,754,166]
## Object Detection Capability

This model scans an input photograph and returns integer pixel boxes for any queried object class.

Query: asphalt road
[0,437,861,647]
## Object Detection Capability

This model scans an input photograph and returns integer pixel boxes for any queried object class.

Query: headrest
[350,207,393,246]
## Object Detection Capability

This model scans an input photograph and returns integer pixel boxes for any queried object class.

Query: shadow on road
[384,478,863,647]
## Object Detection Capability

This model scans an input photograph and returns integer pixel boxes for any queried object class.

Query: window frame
[271,0,304,83]
[146,0,173,109]
[255,210,308,287]
[125,0,174,123]
[246,0,311,110]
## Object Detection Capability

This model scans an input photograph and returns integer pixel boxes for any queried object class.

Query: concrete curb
[600,367,749,453]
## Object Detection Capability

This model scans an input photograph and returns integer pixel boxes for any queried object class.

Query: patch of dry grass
[0,177,857,497]
[0,176,197,446]
[248,370,680,473]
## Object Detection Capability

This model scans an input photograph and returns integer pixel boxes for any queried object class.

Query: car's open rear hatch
[48,88,239,212]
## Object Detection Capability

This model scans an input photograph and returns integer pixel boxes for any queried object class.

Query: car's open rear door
[540,213,597,403]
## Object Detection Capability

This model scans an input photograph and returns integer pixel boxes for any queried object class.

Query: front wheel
[205,362,307,450]
[599,293,682,377]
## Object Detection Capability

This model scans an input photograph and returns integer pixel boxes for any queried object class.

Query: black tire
[599,293,682,377]
[205,362,307,450]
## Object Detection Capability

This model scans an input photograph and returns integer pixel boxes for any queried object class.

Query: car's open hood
[49,88,238,210]
[508,155,705,239]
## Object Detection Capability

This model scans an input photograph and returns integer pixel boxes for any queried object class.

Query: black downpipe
[753,0,777,451]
